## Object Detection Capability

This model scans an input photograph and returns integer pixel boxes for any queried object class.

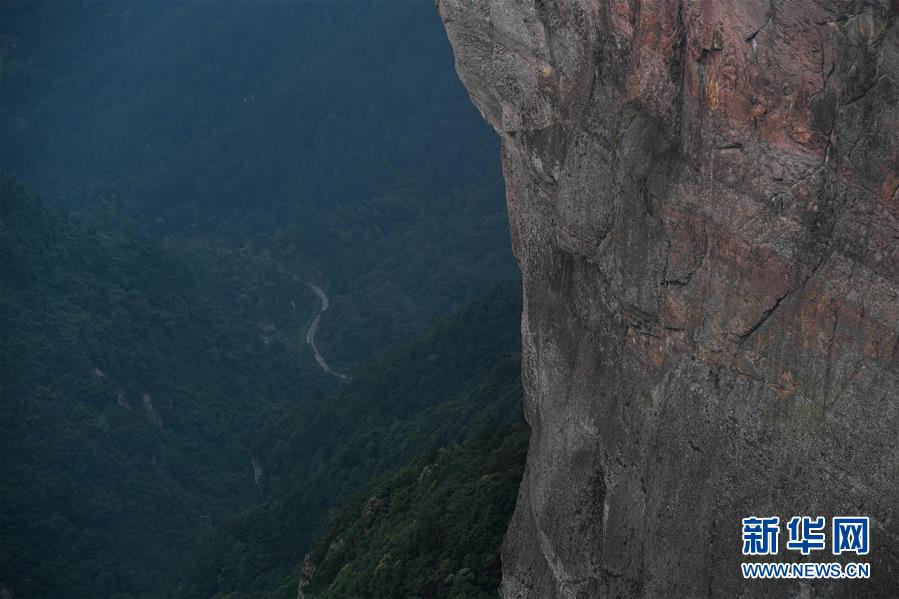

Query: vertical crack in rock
[438,1,898,597]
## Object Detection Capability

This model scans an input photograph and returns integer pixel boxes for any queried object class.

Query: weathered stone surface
[438,1,898,596]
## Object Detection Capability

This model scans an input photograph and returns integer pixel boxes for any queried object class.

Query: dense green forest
[1,3,527,597]
[300,422,528,599]
[0,176,320,596]
[0,0,516,368]
[1,177,524,597]
[183,282,523,597]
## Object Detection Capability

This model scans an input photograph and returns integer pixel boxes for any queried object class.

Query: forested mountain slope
[1,177,526,598]
[182,282,523,597]
[0,1,516,369]
[0,4,529,597]
[0,176,315,597]
[299,422,528,599]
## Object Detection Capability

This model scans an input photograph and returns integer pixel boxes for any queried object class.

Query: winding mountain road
[304,282,350,381]
[279,268,349,381]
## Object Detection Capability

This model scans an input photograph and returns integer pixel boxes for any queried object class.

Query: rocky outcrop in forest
[438,1,898,596]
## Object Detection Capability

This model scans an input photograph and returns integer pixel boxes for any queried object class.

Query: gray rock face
[437,1,898,596]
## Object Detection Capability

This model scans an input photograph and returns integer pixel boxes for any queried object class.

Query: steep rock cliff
[438,1,898,596]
